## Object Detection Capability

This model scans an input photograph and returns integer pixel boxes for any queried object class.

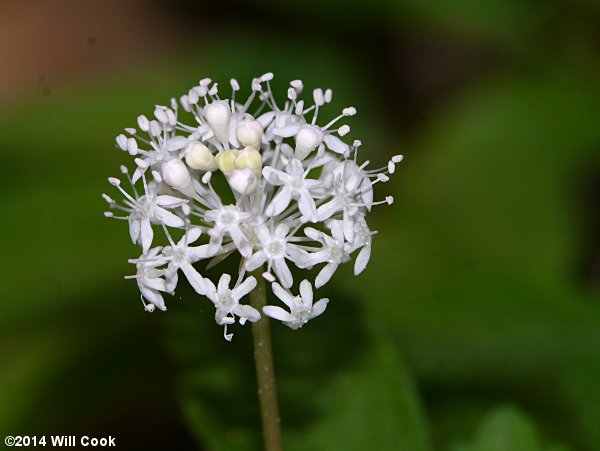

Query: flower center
[170,247,187,264]
[328,243,343,262]
[219,211,237,225]
[292,299,310,322]
[218,291,235,310]
[265,240,285,258]
[134,196,153,217]
[290,177,304,190]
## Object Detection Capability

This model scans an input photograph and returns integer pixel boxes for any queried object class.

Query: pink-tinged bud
[228,168,258,195]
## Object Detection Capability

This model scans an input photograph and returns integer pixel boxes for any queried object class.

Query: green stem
[249,269,283,451]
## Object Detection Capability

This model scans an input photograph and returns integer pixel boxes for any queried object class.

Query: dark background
[1,0,600,450]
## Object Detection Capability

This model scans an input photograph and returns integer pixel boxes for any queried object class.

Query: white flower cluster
[104,73,401,341]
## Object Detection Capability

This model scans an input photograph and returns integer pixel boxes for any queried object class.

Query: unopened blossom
[104,73,401,339]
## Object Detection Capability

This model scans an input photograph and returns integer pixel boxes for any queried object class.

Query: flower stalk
[249,268,282,451]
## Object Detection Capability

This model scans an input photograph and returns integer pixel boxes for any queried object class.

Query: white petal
[188,244,213,262]
[166,136,189,151]
[140,286,166,311]
[235,304,261,323]
[273,258,293,288]
[303,227,322,242]
[132,166,144,184]
[324,134,350,155]
[140,218,153,253]
[156,195,186,207]
[143,276,166,292]
[262,166,288,185]
[181,262,206,295]
[354,245,371,275]
[263,305,294,322]
[361,180,373,209]
[310,299,329,319]
[273,124,301,138]
[298,190,317,221]
[165,271,178,293]
[343,216,355,242]
[245,250,267,271]
[315,263,338,288]
[317,199,341,221]
[215,309,233,325]
[286,246,310,268]
[274,223,289,239]
[218,273,232,292]
[204,278,217,302]
[185,227,202,244]
[299,280,313,305]
[271,282,295,308]
[155,208,185,227]
[254,225,271,244]
[330,220,344,241]
[257,111,275,128]
[266,187,292,217]
[129,219,141,243]
[229,226,251,257]
[233,276,257,300]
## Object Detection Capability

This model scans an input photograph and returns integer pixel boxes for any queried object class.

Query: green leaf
[286,340,430,451]
[341,63,600,449]
[471,406,541,451]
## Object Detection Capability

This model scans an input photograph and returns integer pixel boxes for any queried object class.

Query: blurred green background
[1,0,600,449]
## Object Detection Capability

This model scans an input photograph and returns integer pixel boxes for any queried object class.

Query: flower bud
[161,158,192,191]
[236,119,263,148]
[215,149,238,175]
[204,101,231,143]
[235,147,262,177]
[228,168,258,195]
[295,125,324,160]
[185,141,217,171]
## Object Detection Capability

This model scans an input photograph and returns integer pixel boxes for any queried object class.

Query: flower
[303,220,352,288]
[205,274,260,341]
[104,73,400,340]
[161,228,212,295]
[245,224,308,289]
[126,247,170,312]
[263,157,322,221]
[263,280,328,329]
[104,174,186,253]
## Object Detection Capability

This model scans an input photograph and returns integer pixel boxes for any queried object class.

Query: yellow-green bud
[185,141,217,171]
[235,147,262,177]
[215,149,238,175]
